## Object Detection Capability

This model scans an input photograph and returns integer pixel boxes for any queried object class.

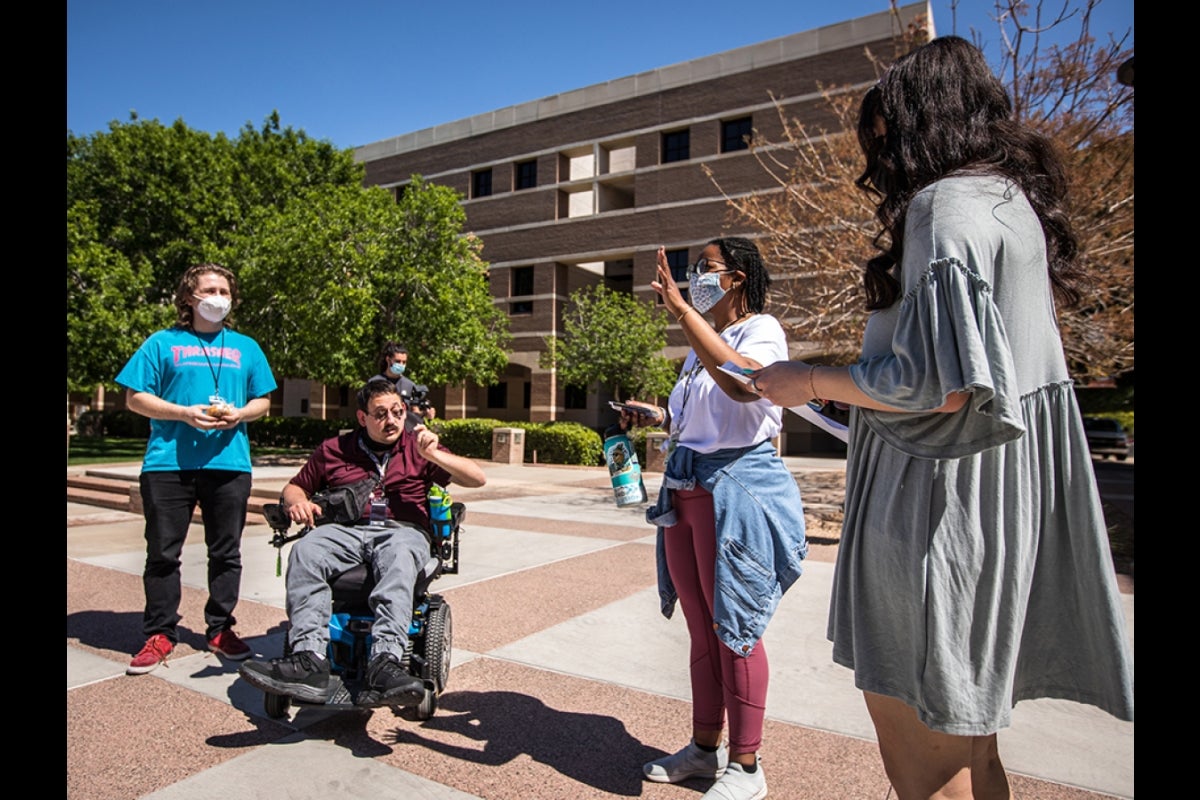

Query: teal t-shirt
[115,326,277,472]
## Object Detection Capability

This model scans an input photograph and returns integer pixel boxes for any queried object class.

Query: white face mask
[688,271,727,314]
[196,295,232,323]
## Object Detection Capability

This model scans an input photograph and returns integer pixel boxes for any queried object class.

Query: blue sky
[67,1,1133,151]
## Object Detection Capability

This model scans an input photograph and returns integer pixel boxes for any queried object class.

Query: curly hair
[709,236,771,314]
[174,263,240,328]
[854,36,1083,310]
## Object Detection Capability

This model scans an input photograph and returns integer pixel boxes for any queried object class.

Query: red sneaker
[208,628,253,660]
[127,634,174,675]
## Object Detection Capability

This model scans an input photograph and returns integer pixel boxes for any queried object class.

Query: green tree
[540,284,677,401]
[67,115,509,398]
[67,203,165,392]
[67,113,365,393]
[231,178,510,388]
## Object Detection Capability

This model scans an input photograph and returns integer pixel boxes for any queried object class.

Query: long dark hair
[855,36,1083,310]
[709,237,771,313]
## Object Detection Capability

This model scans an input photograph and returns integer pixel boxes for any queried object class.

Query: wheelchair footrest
[287,675,434,711]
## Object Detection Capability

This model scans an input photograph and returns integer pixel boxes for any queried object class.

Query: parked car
[1082,416,1129,461]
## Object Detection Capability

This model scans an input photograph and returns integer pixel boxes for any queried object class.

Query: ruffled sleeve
[849,257,1025,459]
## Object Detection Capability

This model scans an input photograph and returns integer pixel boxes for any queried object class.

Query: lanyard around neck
[193,327,226,395]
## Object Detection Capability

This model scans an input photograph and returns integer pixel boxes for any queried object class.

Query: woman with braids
[620,237,808,800]
[749,37,1133,798]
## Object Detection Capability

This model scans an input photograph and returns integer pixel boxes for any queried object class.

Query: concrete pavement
[67,457,1134,799]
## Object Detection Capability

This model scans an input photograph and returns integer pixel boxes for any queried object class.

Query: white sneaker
[700,757,767,800]
[643,739,728,783]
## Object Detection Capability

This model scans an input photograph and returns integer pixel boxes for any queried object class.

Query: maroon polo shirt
[288,429,453,530]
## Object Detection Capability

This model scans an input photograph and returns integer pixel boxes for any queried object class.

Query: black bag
[310,476,379,525]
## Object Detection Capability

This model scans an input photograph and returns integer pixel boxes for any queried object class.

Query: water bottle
[428,484,453,542]
[604,423,647,507]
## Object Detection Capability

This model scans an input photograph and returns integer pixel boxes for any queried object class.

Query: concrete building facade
[353,3,931,454]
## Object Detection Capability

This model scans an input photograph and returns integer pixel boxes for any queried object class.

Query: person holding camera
[239,378,485,707]
[373,342,437,424]
[116,263,277,675]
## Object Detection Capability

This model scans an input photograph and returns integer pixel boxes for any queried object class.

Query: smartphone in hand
[609,401,652,415]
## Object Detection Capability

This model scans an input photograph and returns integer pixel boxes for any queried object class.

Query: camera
[401,384,432,414]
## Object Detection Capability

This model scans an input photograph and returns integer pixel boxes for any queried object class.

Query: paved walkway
[66,457,1134,800]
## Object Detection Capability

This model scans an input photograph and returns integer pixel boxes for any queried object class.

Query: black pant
[139,470,252,642]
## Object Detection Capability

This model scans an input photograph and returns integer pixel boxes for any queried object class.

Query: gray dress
[829,174,1134,736]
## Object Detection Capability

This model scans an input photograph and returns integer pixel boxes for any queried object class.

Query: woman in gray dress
[749,36,1133,799]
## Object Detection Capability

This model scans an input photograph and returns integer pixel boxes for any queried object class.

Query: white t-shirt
[667,314,787,454]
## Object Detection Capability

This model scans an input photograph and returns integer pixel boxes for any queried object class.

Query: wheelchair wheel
[425,600,452,692]
[262,633,294,719]
[415,687,438,720]
[264,691,292,719]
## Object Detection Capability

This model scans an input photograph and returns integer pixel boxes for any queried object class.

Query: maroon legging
[664,486,768,755]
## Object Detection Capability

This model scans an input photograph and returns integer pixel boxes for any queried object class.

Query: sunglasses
[369,406,405,423]
[686,257,735,279]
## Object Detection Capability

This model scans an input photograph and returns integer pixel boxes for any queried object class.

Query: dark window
[664,249,690,305]
[472,168,493,198]
[510,266,533,314]
[339,386,350,406]
[662,129,690,163]
[721,117,753,153]
[394,184,410,202]
[565,384,588,410]
[523,381,531,409]
[299,398,309,414]
[515,160,537,190]
[666,249,690,282]
[487,383,507,409]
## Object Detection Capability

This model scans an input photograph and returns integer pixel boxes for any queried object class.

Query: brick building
[354,2,930,454]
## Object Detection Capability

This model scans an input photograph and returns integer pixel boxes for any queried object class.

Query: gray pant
[285,521,430,661]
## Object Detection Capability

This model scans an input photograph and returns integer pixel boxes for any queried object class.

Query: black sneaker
[355,653,425,707]
[239,651,330,704]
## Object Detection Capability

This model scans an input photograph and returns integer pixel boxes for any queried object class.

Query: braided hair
[709,237,770,313]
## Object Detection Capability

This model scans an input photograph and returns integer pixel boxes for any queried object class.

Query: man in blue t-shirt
[116,263,277,675]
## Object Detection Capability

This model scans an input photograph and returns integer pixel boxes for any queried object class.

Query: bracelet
[676,306,695,323]
[655,406,667,426]
[809,365,819,401]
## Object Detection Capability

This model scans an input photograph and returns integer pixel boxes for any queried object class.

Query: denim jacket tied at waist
[646,440,808,657]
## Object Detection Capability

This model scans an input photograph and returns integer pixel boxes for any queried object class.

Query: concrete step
[67,472,271,526]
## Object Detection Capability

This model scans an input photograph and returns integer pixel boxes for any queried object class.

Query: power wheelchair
[252,491,464,721]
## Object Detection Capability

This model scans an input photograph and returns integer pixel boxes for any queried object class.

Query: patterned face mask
[688,270,727,314]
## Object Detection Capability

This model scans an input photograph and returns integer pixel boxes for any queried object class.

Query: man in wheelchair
[239,378,486,708]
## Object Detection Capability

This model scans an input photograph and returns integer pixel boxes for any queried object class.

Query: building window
[393,184,410,202]
[666,249,690,283]
[523,381,531,409]
[487,383,506,409]
[472,168,493,198]
[510,266,533,314]
[515,159,537,190]
[721,117,753,153]
[662,129,690,163]
[664,248,691,305]
[565,384,588,410]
